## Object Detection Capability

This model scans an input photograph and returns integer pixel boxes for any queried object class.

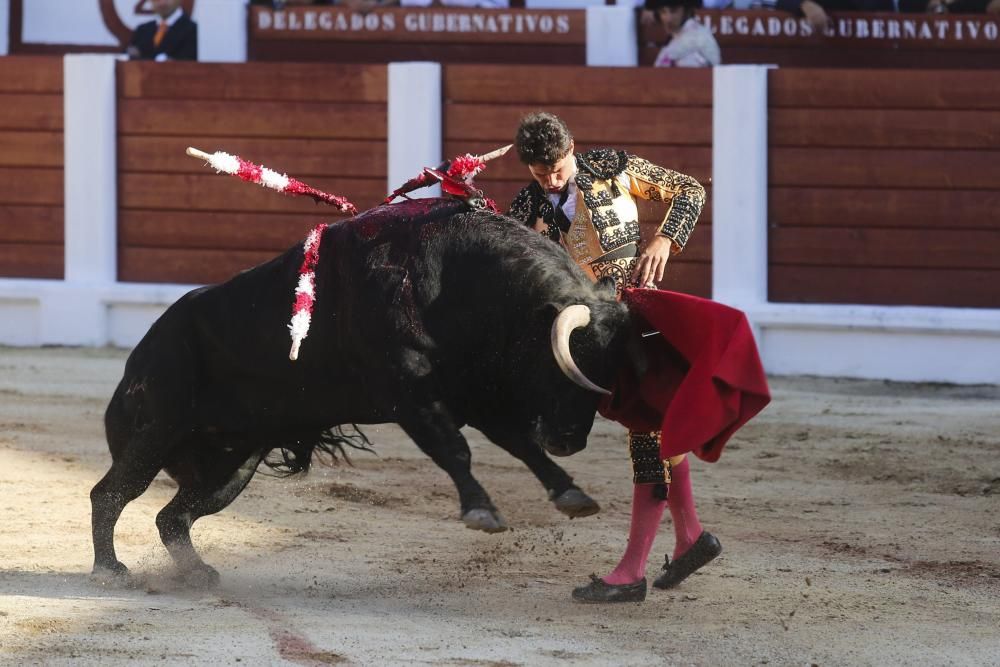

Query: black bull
[91,200,640,584]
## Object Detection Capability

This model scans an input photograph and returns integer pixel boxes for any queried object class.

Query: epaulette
[507,182,560,241]
[577,148,629,180]
[508,182,546,222]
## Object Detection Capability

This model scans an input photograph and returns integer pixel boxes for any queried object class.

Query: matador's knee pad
[628,431,671,485]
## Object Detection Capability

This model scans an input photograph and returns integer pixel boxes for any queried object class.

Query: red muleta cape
[598,288,771,463]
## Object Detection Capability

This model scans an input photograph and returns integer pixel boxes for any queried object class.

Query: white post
[585,6,637,67]
[0,0,9,56]
[193,0,248,63]
[53,54,119,345]
[711,65,769,309]
[387,62,442,198]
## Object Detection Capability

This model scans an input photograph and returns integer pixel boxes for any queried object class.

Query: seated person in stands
[924,0,1000,12]
[127,0,197,61]
[646,0,720,68]
[399,0,509,6]
[775,0,897,31]
[248,1,340,6]
[691,0,755,7]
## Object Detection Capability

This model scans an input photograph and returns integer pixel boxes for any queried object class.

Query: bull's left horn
[550,305,611,395]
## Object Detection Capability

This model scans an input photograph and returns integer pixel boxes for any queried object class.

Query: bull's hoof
[552,488,601,518]
[462,508,509,533]
[92,561,139,588]
[175,564,221,589]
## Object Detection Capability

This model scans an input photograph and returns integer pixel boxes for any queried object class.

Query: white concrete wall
[193,0,248,63]
[0,280,194,349]
[387,62,442,198]
[0,0,10,56]
[1,56,999,385]
[58,54,119,345]
[585,6,637,66]
[712,65,769,311]
[64,55,118,286]
[753,304,1000,385]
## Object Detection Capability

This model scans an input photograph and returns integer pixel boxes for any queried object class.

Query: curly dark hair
[644,0,702,21]
[514,112,574,166]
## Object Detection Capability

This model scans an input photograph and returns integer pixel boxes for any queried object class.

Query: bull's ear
[625,329,649,380]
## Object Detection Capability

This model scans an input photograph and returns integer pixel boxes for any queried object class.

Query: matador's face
[528,145,576,194]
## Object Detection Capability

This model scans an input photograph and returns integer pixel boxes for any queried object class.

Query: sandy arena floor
[0,346,998,666]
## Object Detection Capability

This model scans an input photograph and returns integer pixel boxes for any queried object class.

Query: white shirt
[654,18,721,68]
[547,165,630,225]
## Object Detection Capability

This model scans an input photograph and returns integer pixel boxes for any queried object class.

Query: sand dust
[0,346,998,665]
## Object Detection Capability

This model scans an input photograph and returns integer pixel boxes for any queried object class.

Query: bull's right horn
[550,305,611,395]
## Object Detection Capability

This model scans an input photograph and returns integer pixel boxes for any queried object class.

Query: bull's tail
[260,424,374,477]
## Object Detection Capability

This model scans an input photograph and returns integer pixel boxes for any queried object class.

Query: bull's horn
[550,305,611,396]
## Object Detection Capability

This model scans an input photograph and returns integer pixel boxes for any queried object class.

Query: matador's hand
[632,235,673,288]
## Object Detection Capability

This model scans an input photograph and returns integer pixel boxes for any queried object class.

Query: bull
[91,199,639,585]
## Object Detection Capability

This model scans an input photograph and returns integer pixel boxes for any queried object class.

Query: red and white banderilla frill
[186,147,358,361]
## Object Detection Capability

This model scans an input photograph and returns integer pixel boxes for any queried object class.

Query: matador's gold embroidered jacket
[507,148,705,290]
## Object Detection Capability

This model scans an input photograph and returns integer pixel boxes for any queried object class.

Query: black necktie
[553,186,572,233]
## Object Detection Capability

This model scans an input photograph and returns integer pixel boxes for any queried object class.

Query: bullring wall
[0,55,998,384]
[768,69,1000,308]
[116,61,388,285]
[0,56,62,279]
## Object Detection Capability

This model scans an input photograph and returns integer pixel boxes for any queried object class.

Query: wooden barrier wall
[117,61,387,285]
[444,65,713,298]
[768,69,1000,309]
[0,57,63,280]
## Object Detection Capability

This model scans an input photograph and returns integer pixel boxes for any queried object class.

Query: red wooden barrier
[116,61,388,285]
[768,68,1000,308]
[0,56,63,280]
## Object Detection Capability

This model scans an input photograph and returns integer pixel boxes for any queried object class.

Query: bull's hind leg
[480,427,601,519]
[156,449,265,587]
[399,401,508,533]
[91,452,166,582]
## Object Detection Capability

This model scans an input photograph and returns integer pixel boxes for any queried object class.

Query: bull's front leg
[479,426,600,519]
[398,400,508,533]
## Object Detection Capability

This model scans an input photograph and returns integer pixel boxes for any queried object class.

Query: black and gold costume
[509,148,706,484]
[507,148,705,294]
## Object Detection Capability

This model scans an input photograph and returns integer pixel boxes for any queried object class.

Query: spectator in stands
[925,0,1000,12]
[248,1,339,6]
[250,0,410,9]
[776,0,896,31]
[400,0,509,6]
[646,0,720,68]
[338,0,403,9]
[126,0,197,61]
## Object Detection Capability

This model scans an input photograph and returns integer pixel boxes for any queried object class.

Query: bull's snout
[539,430,588,458]
[530,417,589,457]
[542,443,575,457]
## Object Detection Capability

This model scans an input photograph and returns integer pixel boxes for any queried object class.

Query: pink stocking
[602,483,667,585]
[666,457,703,560]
